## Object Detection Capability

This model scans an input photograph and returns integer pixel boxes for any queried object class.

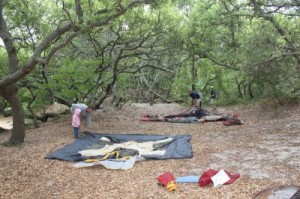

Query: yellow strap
[121,156,131,160]
[84,151,133,163]
[85,151,118,162]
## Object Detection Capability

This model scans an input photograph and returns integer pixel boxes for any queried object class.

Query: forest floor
[1,102,300,199]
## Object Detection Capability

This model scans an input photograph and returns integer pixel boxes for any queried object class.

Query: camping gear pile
[141,108,209,123]
[157,169,240,191]
[142,108,244,126]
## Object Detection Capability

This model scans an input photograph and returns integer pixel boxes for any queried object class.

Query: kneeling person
[189,90,202,108]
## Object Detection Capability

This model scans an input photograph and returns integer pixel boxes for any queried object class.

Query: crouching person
[70,103,93,130]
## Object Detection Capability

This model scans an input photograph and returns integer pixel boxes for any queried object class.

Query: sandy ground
[0,103,300,199]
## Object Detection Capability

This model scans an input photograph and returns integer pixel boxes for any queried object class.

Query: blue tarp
[45,132,193,162]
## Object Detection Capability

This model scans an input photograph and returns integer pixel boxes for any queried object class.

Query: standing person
[210,86,217,109]
[70,103,93,129]
[188,90,202,108]
[72,108,81,139]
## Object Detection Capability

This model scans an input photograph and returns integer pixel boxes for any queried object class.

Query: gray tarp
[45,132,193,162]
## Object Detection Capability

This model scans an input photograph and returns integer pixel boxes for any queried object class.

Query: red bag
[199,169,218,187]
[199,169,240,187]
[157,172,177,191]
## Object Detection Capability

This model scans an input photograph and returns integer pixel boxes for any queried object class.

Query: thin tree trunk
[248,81,254,99]
[235,77,244,98]
[191,55,196,90]
[2,84,25,144]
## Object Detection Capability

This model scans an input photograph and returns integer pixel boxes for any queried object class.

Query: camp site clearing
[1,103,300,199]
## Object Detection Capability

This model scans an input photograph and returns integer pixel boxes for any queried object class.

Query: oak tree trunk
[1,84,25,144]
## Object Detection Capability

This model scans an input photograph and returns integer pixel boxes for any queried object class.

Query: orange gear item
[157,172,177,191]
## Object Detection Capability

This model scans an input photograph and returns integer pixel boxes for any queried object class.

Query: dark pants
[73,127,79,139]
